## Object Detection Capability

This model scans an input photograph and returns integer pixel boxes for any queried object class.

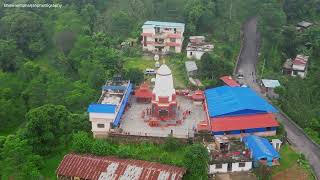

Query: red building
[152,64,177,120]
[134,83,153,103]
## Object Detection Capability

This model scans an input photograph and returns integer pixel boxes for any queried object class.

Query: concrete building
[141,21,185,54]
[186,36,214,60]
[56,154,186,180]
[204,86,279,137]
[282,55,309,78]
[185,61,198,77]
[208,138,252,174]
[151,64,177,121]
[87,79,132,138]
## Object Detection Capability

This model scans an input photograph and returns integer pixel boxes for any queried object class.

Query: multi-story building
[141,21,185,54]
[282,54,309,78]
[87,78,132,138]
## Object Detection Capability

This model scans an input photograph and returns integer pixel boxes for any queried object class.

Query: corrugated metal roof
[88,104,116,113]
[185,61,198,72]
[113,82,132,126]
[261,79,281,88]
[143,21,185,28]
[205,86,278,117]
[220,76,240,87]
[211,113,279,132]
[243,135,280,162]
[56,154,186,180]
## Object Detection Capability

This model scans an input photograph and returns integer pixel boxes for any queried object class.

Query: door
[227,163,232,171]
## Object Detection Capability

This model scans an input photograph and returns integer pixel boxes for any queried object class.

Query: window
[266,127,272,131]
[239,162,246,167]
[240,130,246,133]
[224,131,231,135]
[155,27,160,33]
[215,164,222,169]
[170,38,176,42]
[169,46,175,52]
[97,123,105,128]
[190,52,192,55]
[174,28,177,33]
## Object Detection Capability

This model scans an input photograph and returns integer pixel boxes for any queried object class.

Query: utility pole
[260,58,266,79]
[229,0,233,21]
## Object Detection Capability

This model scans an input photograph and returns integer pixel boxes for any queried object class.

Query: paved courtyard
[119,96,206,138]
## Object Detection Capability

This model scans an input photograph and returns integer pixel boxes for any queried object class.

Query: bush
[164,136,181,152]
[91,140,116,156]
[71,131,92,153]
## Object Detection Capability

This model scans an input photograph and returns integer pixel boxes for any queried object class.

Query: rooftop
[185,61,198,72]
[297,21,313,28]
[261,79,281,88]
[210,140,251,163]
[56,154,186,180]
[220,76,240,87]
[211,113,279,132]
[293,54,309,66]
[142,21,185,28]
[205,86,278,117]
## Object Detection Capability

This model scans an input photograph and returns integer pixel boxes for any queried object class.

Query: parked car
[145,68,156,75]
[237,73,244,79]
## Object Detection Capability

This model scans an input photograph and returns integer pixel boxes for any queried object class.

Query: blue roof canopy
[243,135,280,163]
[205,86,278,117]
[112,82,132,126]
[143,21,185,28]
[87,104,116,113]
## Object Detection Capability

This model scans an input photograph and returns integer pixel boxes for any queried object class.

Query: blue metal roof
[113,82,132,127]
[205,86,278,117]
[87,104,116,113]
[143,21,185,28]
[243,135,280,163]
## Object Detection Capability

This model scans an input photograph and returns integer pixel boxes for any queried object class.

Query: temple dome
[153,64,175,101]
[157,64,172,76]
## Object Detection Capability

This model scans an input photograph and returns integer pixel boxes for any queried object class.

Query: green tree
[0,135,42,180]
[183,144,209,180]
[124,68,144,85]
[24,104,72,155]
[91,140,117,156]
[0,40,23,72]
[0,10,48,57]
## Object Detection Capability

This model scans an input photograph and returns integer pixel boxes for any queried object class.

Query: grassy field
[124,56,154,70]
[272,144,315,180]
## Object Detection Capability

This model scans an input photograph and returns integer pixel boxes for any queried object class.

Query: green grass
[41,146,71,180]
[124,56,154,70]
[272,144,300,174]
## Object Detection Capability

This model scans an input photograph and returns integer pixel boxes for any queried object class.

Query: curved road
[235,17,320,179]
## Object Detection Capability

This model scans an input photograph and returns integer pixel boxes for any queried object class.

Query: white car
[144,68,156,75]
[237,73,244,79]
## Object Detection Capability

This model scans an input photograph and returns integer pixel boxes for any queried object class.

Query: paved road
[235,17,320,179]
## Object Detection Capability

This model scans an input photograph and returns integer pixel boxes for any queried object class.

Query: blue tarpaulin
[205,86,278,117]
[243,135,280,166]
[87,104,116,113]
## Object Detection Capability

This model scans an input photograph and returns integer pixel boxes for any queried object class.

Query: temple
[151,64,177,120]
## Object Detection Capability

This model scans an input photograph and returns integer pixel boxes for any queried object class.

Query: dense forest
[0,0,319,179]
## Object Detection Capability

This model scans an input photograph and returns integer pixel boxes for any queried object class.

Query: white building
[141,21,185,54]
[186,36,214,60]
[88,80,132,138]
[261,79,281,99]
[292,55,309,78]
[209,162,252,174]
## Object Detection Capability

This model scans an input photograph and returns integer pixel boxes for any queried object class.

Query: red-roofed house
[211,114,279,138]
[292,55,309,78]
[192,90,205,105]
[56,154,186,180]
[282,55,309,78]
[219,76,240,87]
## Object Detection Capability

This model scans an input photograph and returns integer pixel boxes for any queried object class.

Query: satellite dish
[154,54,160,61]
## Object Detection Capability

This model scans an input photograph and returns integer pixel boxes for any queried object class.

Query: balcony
[166,42,181,47]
